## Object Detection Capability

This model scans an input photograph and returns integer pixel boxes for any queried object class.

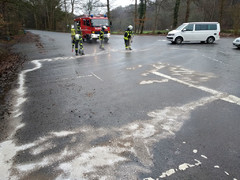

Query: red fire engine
[74,14,110,42]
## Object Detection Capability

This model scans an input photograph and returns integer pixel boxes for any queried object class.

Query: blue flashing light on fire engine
[90,14,93,17]
[104,14,107,17]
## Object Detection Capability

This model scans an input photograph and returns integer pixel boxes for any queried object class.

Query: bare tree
[107,0,111,21]
[134,0,137,33]
[185,0,191,22]
[218,0,226,25]
[70,0,75,15]
[173,0,180,29]
[232,2,240,35]
[152,0,163,33]
[138,0,147,34]
[81,0,104,16]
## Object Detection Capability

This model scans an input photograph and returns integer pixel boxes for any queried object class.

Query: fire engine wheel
[86,35,92,43]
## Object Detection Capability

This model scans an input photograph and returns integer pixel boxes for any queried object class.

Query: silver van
[167,22,221,44]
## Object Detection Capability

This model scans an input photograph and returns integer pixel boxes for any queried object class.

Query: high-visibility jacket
[74,34,83,50]
[99,30,104,40]
[124,29,132,40]
[71,28,76,36]
[77,25,81,33]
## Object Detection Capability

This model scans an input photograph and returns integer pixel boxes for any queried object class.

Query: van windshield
[91,19,109,27]
[176,23,188,30]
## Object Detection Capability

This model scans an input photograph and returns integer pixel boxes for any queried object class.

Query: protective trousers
[124,38,131,50]
[99,30,104,49]
[75,40,84,55]
[99,39,104,49]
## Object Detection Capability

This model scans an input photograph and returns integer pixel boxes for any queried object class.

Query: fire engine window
[91,19,109,27]
[83,19,86,25]
[86,20,90,26]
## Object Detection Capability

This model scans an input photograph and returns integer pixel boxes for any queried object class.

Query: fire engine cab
[74,14,110,42]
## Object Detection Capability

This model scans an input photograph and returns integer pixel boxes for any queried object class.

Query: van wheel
[207,37,215,44]
[175,37,183,44]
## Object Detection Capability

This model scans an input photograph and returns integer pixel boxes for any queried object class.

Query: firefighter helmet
[102,26,107,30]
[71,25,74,29]
[75,34,80,40]
[128,25,133,30]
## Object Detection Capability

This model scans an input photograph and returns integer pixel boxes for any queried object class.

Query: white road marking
[170,47,198,51]
[76,74,93,79]
[91,72,103,81]
[151,65,240,106]
[202,55,223,64]
[225,171,229,175]
[140,79,168,85]
[201,155,208,159]
[126,65,143,70]
[218,50,228,55]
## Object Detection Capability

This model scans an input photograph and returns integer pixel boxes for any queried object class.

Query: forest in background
[1,0,240,40]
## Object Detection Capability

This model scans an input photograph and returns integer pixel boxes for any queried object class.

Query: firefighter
[99,26,106,49]
[77,22,81,34]
[71,25,76,52]
[124,25,133,50]
[73,33,84,56]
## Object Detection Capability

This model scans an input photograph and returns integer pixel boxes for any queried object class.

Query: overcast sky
[74,0,134,15]
[102,0,134,8]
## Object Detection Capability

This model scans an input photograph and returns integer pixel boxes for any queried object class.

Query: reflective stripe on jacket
[99,30,104,40]
[71,28,76,36]
[124,30,132,40]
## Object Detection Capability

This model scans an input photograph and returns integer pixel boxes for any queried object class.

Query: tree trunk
[71,0,75,15]
[209,0,217,21]
[34,13,38,29]
[173,0,180,29]
[134,0,137,33]
[107,0,111,22]
[64,0,68,31]
[140,0,147,34]
[152,0,162,34]
[185,0,191,22]
[218,0,225,25]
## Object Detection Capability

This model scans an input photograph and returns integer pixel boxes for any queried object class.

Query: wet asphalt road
[1,30,240,180]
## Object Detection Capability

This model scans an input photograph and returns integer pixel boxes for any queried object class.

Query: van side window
[196,24,208,30]
[196,24,217,31]
[185,24,193,31]
[209,24,217,30]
